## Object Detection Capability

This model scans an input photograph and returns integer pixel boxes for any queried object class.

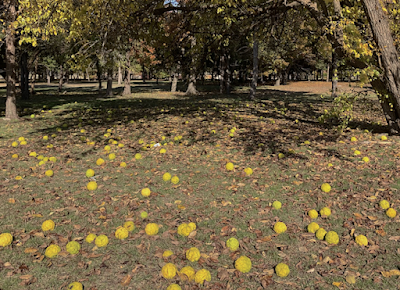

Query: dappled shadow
[0,81,388,156]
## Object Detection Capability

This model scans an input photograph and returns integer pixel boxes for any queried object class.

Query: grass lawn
[1,81,400,290]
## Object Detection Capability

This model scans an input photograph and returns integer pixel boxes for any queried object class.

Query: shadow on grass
[0,81,387,157]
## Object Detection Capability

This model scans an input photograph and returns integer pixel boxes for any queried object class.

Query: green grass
[0,81,399,289]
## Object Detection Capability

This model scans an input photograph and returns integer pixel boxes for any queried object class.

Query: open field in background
[1,81,400,290]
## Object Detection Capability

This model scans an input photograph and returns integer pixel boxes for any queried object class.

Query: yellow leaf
[346,274,356,284]
[8,198,16,204]
[332,282,342,287]
[382,269,400,277]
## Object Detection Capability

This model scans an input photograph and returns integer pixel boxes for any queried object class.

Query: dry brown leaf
[24,248,38,254]
[353,213,363,219]
[120,274,132,286]
[19,275,33,280]
[389,236,400,241]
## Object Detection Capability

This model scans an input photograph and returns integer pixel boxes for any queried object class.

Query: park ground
[1,81,400,290]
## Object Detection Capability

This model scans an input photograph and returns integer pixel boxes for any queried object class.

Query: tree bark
[171,71,178,92]
[331,50,338,97]
[58,65,64,92]
[20,51,30,100]
[118,66,122,85]
[185,37,198,95]
[220,55,225,94]
[142,64,146,83]
[30,58,38,94]
[123,52,131,95]
[106,68,113,97]
[362,0,400,133]
[326,64,329,82]
[5,0,18,120]
[250,40,258,99]
[96,59,102,90]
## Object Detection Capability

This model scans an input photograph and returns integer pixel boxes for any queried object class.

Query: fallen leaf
[120,274,132,286]
[382,269,400,277]
[346,274,356,284]
[24,248,38,254]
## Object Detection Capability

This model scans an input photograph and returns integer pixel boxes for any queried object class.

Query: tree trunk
[362,0,400,133]
[275,74,281,86]
[185,37,198,95]
[96,59,102,90]
[326,64,330,82]
[171,72,178,92]
[58,65,64,92]
[226,54,231,94]
[118,66,122,85]
[220,55,225,94]
[30,58,38,94]
[5,0,18,120]
[123,52,131,95]
[20,51,29,100]
[47,69,51,84]
[142,64,146,83]
[106,68,113,97]
[331,50,338,98]
[86,68,90,81]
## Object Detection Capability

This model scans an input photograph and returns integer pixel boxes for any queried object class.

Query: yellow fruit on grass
[163,250,174,258]
[160,148,166,154]
[186,247,201,262]
[45,244,61,258]
[307,222,320,233]
[86,169,95,178]
[0,233,13,247]
[272,201,282,209]
[177,223,192,237]
[18,137,25,142]
[135,153,142,160]
[87,181,98,191]
[194,269,211,284]
[386,208,397,218]
[12,141,18,147]
[145,223,159,236]
[278,153,285,159]
[362,157,369,163]
[45,170,54,177]
[235,255,252,273]
[381,135,388,141]
[115,226,129,240]
[171,176,179,184]
[141,188,151,197]
[96,158,104,165]
[49,157,56,162]
[166,284,181,290]
[308,209,319,219]
[244,167,253,175]
[108,153,116,160]
[163,172,172,181]
[320,207,331,216]
[226,162,234,171]
[179,266,195,281]
[67,282,83,290]
[162,263,177,279]
[140,211,148,218]
[315,228,327,240]
[123,221,135,232]
[321,183,331,193]
[351,137,357,142]
[273,222,287,234]
[354,150,361,155]
[120,162,127,167]
[226,237,239,251]
[325,231,339,245]
[85,233,97,243]
[29,152,37,157]
[42,220,55,231]
[275,263,290,277]
[355,235,368,246]
[380,200,390,210]
[66,241,81,255]
[12,154,18,158]
[188,222,196,231]
[95,235,109,247]
[104,145,111,151]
